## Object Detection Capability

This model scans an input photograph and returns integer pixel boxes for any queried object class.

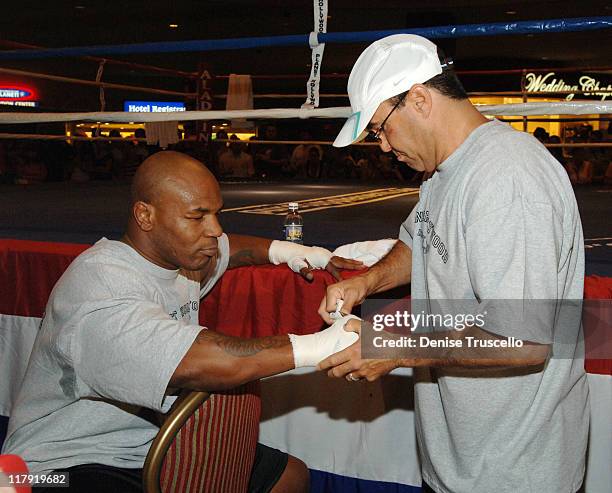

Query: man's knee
[270,455,309,493]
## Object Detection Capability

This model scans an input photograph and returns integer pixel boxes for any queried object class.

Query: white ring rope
[0,101,610,125]
[476,102,612,116]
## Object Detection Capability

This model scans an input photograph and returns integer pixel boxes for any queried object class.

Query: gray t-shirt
[399,120,589,493]
[2,234,230,474]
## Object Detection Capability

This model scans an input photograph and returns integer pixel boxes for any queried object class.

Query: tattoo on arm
[228,248,257,269]
[197,330,289,357]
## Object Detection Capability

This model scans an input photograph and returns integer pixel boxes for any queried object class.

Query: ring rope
[0,17,609,60]
[0,102,610,125]
[0,67,196,98]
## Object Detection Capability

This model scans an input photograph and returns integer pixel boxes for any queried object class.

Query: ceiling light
[505,10,517,15]
[169,24,179,29]
[74,5,86,9]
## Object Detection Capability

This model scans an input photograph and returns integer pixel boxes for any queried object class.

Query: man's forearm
[382,325,549,369]
[171,330,294,391]
[362,240,412,294]
[227,234,272,268]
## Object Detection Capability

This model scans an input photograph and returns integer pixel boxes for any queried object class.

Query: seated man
[218,135,255,179]
[2,151,362,493]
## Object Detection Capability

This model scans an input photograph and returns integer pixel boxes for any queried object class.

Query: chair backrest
[143,382,261,493]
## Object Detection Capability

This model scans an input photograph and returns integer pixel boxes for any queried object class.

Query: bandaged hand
[268,240,333,274]
[288,315,360,368]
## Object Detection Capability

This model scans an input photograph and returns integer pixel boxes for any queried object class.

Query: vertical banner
[302,0,328,108]
[197,64,213,143]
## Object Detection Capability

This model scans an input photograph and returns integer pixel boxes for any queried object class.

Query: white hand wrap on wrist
[268,240,333,274]
[289,315,360,368]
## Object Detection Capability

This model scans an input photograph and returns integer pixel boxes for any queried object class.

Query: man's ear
[133,201,154,232]
[408,84,432,119]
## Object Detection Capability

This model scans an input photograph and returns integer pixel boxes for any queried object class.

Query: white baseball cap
[333,34,443,147]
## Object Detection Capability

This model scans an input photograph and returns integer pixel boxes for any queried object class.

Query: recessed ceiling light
[505,10,517,15]
[169,24,179,29]
[74,5,86,9]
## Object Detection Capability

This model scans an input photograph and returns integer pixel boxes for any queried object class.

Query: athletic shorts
[32,442,289,493]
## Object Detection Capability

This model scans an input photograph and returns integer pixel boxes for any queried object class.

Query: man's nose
[205,216,223,238]
[378,133,392,153]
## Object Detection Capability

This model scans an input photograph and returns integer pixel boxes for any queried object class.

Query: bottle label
[284,224,303,243]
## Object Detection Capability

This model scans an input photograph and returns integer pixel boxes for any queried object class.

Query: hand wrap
[269,240,333,274]
[289,315,360,368]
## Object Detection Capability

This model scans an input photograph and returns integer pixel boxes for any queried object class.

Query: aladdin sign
[525,72,612,101]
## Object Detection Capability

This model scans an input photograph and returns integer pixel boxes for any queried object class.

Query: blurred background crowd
[1,122,610,187]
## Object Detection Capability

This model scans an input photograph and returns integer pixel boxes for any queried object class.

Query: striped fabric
[160,382,261,493]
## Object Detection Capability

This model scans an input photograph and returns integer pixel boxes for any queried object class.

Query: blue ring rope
[0,16,609,60]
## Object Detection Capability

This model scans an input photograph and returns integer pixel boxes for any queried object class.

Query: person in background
[533,126,549,144]
[15,142,47,185]
[604,123,612,186]
[548,134,564,166]
[290,131,323,179]
[218,135,255,179]
[0,142,13,184]
[588,130,609,183]
[254,125,289,180]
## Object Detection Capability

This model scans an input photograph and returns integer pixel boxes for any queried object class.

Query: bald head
[132,151,217,205]
[125,151,224,271]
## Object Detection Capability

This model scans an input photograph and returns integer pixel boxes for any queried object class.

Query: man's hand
[318,276,371,324]
[268,240,363,282]
[323,256,364,282]
[316,319,399,382]
[289,315,360,367]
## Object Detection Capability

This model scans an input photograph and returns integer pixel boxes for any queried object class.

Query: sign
[196,66,213,142]
[0,85,39,107]
[123,101,186,112]
[525,72,612,101]
[302,0,328,108]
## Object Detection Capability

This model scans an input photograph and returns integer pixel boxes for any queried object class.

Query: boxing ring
[1,12,612,493]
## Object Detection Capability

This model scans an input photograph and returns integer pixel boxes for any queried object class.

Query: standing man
[3,151,362,493]
[319,35,588,493]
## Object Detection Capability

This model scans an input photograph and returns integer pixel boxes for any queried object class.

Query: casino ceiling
[0,0,611,111]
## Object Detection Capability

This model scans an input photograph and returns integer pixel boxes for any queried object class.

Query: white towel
[226,74,254,131]
[144,121,179,148]
[333,239,397,267]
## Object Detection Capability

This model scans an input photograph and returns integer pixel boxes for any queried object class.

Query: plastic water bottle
[283,202,303,244]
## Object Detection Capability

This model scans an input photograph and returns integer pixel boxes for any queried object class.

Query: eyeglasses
[367,93,407,143]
